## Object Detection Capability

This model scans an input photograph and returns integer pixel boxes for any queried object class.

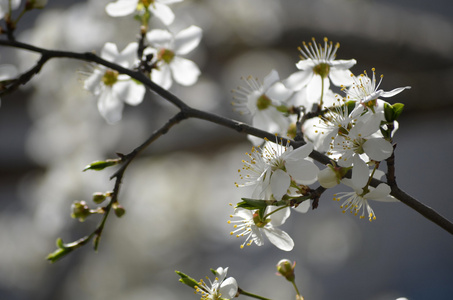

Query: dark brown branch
[1,38,452,236]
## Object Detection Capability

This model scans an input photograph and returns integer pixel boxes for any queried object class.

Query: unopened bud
[71,201,90,222]
[317,166,339,188]
[276,259,296,282]
[92,192,107,204]
[112,202,126,218]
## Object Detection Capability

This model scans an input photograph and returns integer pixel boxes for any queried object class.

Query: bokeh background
[1,0,453,299]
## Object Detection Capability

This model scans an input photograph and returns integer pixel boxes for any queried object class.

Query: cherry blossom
[195,267,238,300]
[145,25,202,89]
[228,206,294,251]
[105,0,182,26]
[84,42,145,124]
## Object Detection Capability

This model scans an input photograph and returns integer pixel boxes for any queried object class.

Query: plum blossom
[0,0,20,20]
[228,206,294,251]
[145,25,202,89]
[284,37,356,104]
[105,0,182,25]
[333,156,397,221]
[232,70,293,145]
[346,68,411,104]
[195,267,238,300]
[236,140,318,201]
[84,42,145,124]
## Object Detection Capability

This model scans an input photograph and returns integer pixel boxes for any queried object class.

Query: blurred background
[1,0,453,299]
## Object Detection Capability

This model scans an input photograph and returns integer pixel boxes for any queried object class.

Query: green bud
[71,201,90,222]
[92,192,107,204]
[83,159,120,172]
[175,271,200,290]
[113,202,126,218]
[276,259,296,282]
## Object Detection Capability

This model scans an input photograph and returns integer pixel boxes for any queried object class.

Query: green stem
[291,280,301,297]
[238,288,272,300]
[263,204,289,219]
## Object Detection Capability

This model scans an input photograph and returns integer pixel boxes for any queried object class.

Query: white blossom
[195,267,238,300]
[228,206,294,251]
[105,0,182,25]
[146,25,202,89]
[84,42,145,124]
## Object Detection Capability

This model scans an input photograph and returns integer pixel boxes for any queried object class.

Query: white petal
[263,69,280,90]
[149,2,175,26]
[381,86,411,98]
[170,57,201,86]
[146,29,173,47]
[97,88,124,124]
[329,59,357,70]
[270,170,290,200]
[151,64,173,89]
[105,0,138,17]
[363,138,393,161]
[174,25,202,55]
[351,155,369,189]
[233,208,253,220]
[251,226,264,246]
[329,68,354,86]
[101,42,120,61]
[267,206,290,226]
[219,277,238,299]
[266,82,293,103]
[283,70,313,91]
[113,80,146,106]
[286,160,319,185]
[84,69,104,94]
[365,183,394,202]
[286,142,313,161]
[117,42,139,67]
[295,59,316,71]
[293,200,310,213]
[263,227,294,251]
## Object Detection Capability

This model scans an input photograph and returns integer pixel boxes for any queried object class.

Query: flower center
[313,63,330,78]
[256,94,272,110]
[139,0,153,8]
[102,69,119,86]
[253,212,270,228]
[158,48,175,64]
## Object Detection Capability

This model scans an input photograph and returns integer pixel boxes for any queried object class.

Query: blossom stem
[291,280,302,298]
[238,287,272,300]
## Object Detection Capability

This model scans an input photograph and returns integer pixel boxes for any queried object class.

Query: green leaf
[238,198,274,210]
[392,103,404,120]
[83,159,120,172]
[384,102,394,122]
[175,271,199,289]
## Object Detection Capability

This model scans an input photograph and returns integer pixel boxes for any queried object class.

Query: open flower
[195,267,238,300]
[236,140,318,201]
[84,42,145,124]
[333,156,397,221]
[105,0,182,25]
[145,25,202,89]
[228,206,294,251]
[284,37,356,102]
[232,70,293,145]
[346,68,411,104]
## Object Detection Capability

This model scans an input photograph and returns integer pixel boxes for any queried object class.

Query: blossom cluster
[83,0,202,123]
[230,37,409,250]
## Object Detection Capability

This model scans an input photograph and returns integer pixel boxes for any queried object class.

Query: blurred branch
[1,38,452,243]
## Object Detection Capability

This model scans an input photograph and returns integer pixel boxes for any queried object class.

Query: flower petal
[283,70,313,91]
[146,29,173,48]
[174,25,202,55]
[151,64,173,89]
[219,277,238,299]
[286,159,319,185]
[101,42,119,61]
[105,0,138,17]
[363,138,393,161]
[150,2,175,26]
[270,169,290,200]
[351,155,369,189]
[113,80,146,106]
[169,57,201,86]
[97,88,124,124]
[267,206,290,226]
[263,227,294,251]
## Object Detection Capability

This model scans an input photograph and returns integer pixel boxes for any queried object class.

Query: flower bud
[317,166,339,188]
[92,192,107,204]
[71,201,90,222]
[276,259,296,282]
[113,202,126,218]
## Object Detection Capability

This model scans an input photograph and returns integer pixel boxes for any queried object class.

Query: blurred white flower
[0,0,20,20]
[84,42,145,124]
[232,70,293,146]
[105,0,182,25]
[146,25,202,89]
